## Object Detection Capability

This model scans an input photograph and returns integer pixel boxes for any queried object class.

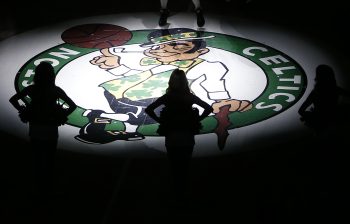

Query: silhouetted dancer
[9,61,77,201]
[145,69,212,204]
[298,64,350,222]
[159,0,205,27]
[298,64,349,137]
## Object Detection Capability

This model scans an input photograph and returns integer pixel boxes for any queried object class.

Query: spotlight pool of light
[0,13,338,157]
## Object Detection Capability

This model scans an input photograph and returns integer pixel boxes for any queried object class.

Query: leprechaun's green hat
[141,28,215,47]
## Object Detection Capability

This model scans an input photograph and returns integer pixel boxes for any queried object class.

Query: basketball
[61,24,132,49]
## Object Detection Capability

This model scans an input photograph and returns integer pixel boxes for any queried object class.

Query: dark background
[1,0,349,223]
[2,0,349,66]
[2,0,349,44]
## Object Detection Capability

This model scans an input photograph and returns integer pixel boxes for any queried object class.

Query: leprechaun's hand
[90,48,121,69]
[212,99,253,113]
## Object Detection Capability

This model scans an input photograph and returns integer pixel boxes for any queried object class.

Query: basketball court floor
[1,1,349,223]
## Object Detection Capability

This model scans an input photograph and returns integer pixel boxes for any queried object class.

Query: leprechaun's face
[144,41,208,63]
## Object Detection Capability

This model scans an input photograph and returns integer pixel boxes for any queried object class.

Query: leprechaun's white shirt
[106,46,230,103]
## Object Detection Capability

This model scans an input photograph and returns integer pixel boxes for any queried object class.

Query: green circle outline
[14,29,307,136]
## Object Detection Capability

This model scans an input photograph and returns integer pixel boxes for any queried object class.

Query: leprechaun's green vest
[100,58,203,101]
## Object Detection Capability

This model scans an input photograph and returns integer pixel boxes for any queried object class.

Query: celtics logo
[14,24,307,150]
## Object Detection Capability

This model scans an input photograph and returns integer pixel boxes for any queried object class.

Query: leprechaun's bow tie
[140,57,194,68]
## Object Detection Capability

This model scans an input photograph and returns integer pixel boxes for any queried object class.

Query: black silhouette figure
[159,0,205,27]
[145,68,212,203]
[9,61,77,198]
[298,64,349,136]
[298,65,350,221]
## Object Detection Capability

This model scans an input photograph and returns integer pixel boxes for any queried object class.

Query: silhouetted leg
[159,0,169,26]
[43,139,57,196]
[30,138,57,202]
[31,139,43,197]
[166,145,193,205]
[192,0,205,27]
